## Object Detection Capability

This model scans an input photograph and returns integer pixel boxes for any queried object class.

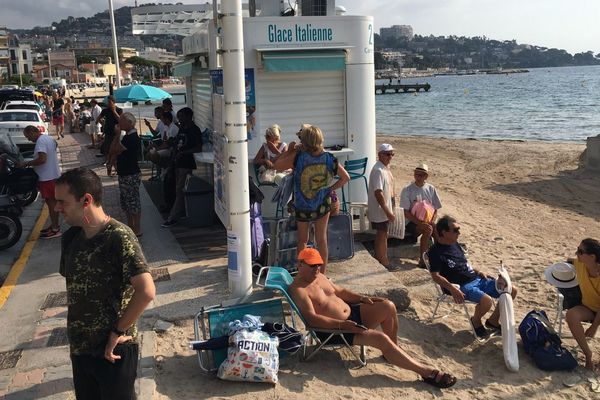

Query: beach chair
[193,291,288,372]
[256,266,367,367]
[423,252,484,341]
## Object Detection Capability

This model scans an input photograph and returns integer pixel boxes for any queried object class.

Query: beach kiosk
[175,0,376,216]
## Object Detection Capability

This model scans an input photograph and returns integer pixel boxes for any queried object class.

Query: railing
[0,49,9,58]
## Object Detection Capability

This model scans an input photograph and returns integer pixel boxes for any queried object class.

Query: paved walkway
[0,129,186,399]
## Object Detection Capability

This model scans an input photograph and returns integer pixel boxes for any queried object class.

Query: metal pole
[47,49,52,79]
[221,0,252,297]
[108,0,121,88]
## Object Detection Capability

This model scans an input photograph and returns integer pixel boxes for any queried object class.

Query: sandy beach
[153,135,600,399]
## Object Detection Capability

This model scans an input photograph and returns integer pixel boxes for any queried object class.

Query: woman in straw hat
[566,238,600,370]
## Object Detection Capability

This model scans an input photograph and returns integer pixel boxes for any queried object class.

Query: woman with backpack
[566,238,600,370]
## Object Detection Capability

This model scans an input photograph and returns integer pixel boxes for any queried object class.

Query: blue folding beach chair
[256,266,367,367]
[193,291,287,372]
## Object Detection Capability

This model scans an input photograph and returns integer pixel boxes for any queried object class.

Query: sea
[375,65,600,143]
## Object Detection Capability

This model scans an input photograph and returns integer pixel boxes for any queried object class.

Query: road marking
[0,207,49,309]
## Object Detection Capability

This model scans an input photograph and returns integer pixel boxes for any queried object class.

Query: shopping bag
[217,329,279,384]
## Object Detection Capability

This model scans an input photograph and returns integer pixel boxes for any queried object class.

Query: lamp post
[108,0,121,88]
[91,60,96,81]
[47,48,52,79]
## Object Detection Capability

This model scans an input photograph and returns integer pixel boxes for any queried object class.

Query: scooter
[0,191,22,250]
[0,134,38,207]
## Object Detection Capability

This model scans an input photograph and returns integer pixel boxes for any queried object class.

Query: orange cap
[298,248,324,265]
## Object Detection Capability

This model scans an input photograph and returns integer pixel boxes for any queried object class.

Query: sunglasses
[383,152,395,156]
[452,227,461,233]
[301,261,322,268]
[576,248,587,255]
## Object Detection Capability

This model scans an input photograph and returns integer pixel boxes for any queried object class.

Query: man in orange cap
[289,248,457,389]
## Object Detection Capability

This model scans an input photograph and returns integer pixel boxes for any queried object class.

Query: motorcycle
[0,187,22,251]
[0,134,38,250]
[0,133,39,207]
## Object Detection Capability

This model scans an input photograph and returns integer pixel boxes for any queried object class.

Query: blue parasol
[110,84,172,103]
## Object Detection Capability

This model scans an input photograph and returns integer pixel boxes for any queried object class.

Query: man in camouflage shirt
[56,167,155,400]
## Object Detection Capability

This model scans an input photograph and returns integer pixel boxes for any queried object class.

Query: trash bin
[184,175,216,227]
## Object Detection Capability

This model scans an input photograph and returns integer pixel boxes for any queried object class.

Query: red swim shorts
[38,180,56,200]
[52,115,64,126]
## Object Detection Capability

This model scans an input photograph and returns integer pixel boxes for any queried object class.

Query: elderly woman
[274,124,349,272]
[566,238,600,370]
[113,112,142,236]
[253,124,288,184]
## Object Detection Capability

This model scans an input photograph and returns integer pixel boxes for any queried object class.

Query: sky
[0,0,598,55]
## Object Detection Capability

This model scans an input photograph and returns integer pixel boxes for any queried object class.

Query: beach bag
[410,199,435,223]
[387,206,405,239]
[217,329,279,384]
[518,310,577,371]
[329,190,340,216]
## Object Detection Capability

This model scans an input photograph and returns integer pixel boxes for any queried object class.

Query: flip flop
[563,375,583,387]
[422,369,457,389]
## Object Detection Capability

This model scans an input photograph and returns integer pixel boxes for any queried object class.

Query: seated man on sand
[399,163,442,268]
[290,248,457,389]
[428,215,517,339]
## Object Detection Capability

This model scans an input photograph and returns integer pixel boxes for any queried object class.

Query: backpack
[518,310,577,371]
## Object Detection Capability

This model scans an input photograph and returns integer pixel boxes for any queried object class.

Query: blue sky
[1,0,598,55]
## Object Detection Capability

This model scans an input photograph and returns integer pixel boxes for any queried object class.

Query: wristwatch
[111,326,125,336]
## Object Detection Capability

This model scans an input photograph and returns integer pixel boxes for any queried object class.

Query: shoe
[60,133,65,138]
[471,318,489,339]
[40,226,52,234]
[40,228,62,239]
[161,219,178,228]
[485,320,502,336]
[385,263,402,271]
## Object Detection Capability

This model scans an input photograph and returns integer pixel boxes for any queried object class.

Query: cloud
[1,0,98,29]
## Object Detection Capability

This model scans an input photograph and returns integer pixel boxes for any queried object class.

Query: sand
[153,135,600,399]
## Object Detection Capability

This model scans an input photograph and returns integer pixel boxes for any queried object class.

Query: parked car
[0,89,36,109]
[0,110,48,151]
[1,101,46,122]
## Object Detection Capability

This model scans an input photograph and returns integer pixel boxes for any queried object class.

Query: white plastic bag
[217,329,279,384]
[387,206,405,239]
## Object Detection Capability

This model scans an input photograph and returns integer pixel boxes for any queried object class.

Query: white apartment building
[139,47,179,64]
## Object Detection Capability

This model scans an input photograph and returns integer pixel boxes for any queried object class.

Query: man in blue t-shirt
[427,215,517,339]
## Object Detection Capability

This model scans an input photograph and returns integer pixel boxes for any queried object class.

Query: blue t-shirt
[292,151,338,213]
[428,242,477,286]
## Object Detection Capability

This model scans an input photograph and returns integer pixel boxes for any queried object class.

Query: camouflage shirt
[59,219,149,357]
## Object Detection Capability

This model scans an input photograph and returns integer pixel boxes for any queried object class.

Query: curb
[136,330,157,400]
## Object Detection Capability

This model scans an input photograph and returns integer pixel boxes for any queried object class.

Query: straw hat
[544,262,579,288]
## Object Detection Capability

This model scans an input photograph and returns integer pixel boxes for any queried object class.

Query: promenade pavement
[0,127,410,399]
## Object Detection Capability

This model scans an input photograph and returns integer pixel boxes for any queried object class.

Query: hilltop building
[139,47,180,64]
[8,35,33,77]
[380,25,413,41]
[0,27,9,82]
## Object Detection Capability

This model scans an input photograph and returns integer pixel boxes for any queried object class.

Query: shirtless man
[290,248,457,389]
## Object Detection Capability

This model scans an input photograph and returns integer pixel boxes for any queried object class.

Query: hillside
[375,34,600,70]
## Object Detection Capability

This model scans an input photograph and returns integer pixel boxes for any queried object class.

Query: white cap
[378,143,394,153]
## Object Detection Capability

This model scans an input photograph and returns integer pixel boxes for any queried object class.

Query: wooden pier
[375,83,431,95]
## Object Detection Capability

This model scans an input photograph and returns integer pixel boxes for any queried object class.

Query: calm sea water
[376,65,600,142]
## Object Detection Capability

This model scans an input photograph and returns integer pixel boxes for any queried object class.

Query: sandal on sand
[422,370,457,389]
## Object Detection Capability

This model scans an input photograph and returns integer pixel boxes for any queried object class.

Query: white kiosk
[177,0,376,215]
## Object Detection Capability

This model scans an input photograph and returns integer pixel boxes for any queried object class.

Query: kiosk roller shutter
[256,70,346,147]
[191,68,212,130]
